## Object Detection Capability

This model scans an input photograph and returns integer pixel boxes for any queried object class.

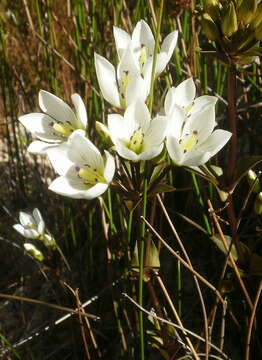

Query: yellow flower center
[180,130,199,153]
[127,127,145,154]
[52,121,75,137]
[77,166,107,185]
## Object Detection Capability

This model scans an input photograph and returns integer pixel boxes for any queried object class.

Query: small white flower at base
[14,208,46,239]
[24,243,44,262]
[113,19,178,77]
[19,91,88,154]
[107,100,167,162]
[47,130,115,200]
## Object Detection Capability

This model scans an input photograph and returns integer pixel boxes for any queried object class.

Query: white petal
[124,100,151,135]
[71,93,88,129]
[114,140,139,161]
[108,114,127,143]
[33,209,45,234]
[46,143,74,176]
[165,103,186,137]
[166,136,184,165]
[32,208,43,222]
[132,20,155,58]
[196,129,232,158]
[156,31,178,74]
[49,176,108,199]
[39,90,76,126]
[104,151,115,182]
[67,130,104,171]
[139,144,164,161]
[180,130,231,166]
[117,47,140,80]
[125,75,148,107]
[94,53,120,108]
[164,87,176,114]
[13,224,39,239]
[183,105,216,144]
[113,26,131,58]
[182,150,208,166]
[19,113,63,142]
[19,212,34,227]
[173,78,196,108]
[190,95,217,115]
[27,141,58,155]
[144,115,167,148]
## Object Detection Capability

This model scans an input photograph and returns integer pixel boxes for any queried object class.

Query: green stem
[139,177,148,360]
[191,173,212,235]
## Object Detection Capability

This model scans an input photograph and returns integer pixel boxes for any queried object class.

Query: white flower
[94,49,148,109]
[47,130,115,199]
[107,100,167,162]
[19,90,88,154]
[166,103,232,166]
[113,19,178,77]
[164,78,218,122]
[13,208,52,244]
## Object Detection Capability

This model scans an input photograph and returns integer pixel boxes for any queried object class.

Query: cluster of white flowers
[18,19,231,201]
[13,208,56,260]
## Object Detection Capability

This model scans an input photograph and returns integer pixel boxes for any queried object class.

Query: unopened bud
[247,169,260,193]
[221,2,238,37]
[203,0,220,22]
[24,243,44,261]
[238,0,258,25]
[254,192,262,215]
[201,13,220,41]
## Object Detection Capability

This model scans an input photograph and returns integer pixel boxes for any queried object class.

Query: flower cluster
[19,19,231,201]
[13,208,56,260]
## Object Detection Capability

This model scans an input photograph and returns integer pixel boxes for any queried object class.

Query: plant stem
[139,177,148,360]
[227,65,237,182]
[226,65,244,265]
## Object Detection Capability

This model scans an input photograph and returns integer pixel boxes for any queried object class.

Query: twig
[207,200,253,311]
[157,195,210,358]
[122,293,230,359]
[245,281,262,360]
[155,274,200,360]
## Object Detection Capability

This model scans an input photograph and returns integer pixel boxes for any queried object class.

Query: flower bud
[24,243,44,261]
[203,0,220,22]
[221,2,238,37]
[238,0,258,25]
[201,13,220,41]
[254,192,262,215]
[247,169,260,193]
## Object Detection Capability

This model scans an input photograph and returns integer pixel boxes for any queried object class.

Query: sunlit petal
[94,53,120,108]
[113,26,131,58]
